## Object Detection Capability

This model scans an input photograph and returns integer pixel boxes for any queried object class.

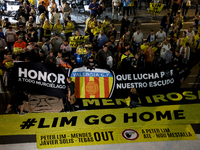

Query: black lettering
[38,118,50,128]
[94,132,101,141]
[52,117,58,127]
[124,113,137,123]
[101,114,116,124]
[139,112,154,121]
[101,132,109,141]
[108,131,114,140]
[85,115,99,125]
[174,110,185,119]
[156,111,172,121]
[60,116,77,127]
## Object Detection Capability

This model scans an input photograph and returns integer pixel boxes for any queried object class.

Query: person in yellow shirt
[93,22,103,37]
[43,19,52,40]
[53,19,63,37]
[194,32,200,52]
[89,17,97,42]
[64,16,75,42]
[39,0,50,9]
[140,40,149,51]
[102,16,109,35]
[85,14,94,35]
[29,0,35,6]
[179,31,189,47]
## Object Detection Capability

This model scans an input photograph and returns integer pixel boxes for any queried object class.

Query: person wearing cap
[121,45,134,70]
[16,25,27,42]
[64,16,75,42]
[96,44,112,69]
[5,26,16,52]
[13,36,27,54]
[53,19,63,37]
[50,33,64,55]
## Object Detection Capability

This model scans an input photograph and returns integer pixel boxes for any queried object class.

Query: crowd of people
[0,0,200,90]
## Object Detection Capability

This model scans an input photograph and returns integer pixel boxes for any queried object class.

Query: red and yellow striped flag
[71,67,114,98]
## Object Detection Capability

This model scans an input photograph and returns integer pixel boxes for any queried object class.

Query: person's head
[64,40,68,46]
[137,28,141,34]
[133,18,137,23]
[167,13,170,17]
[8,26,12,31]
[100,30,104,35]
[45,19,49,24]
[39,50,45,57]
[111,23,115,29]
[65,2,69,7]
[92,0,96,3]
[110,36,115,42]
[182,31,186,37]
[18,17,22,22]
[150,30,154,35]
[29,16,33,22]
[49,51,54,57]
[125,48,130,55]
[57,52,62,57]
[57,19,60,24]
[98,21,102,27]
[81,42,85,47]
[94,17,97,22]
[130,88,137,94]
[125,16,129,20]
[105,16,108,20]
[103,44,108,51]
[18,36,23,42]
[186,42,189,47]
[174,25,178,30]
[144,40,148,45]
[19,25,24,31]
[135,53,139,59]
[163,38,168,44]
[76,30,81,36]
[34,45,39,50]
[41,1,44,5]
[188,26,193,32]
[54,33,59,40]
[23,2,27,6]
[90,14,94,19]
[177,12,181,17]
[67,16,71,22]
[160,27,163,32]
[175,50,179,56]
[5,18,8,22]
[31,5,34,9]
[52,0,55,3]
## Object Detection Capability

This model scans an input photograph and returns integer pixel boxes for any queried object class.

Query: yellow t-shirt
[140,44,149,51]
[65,21,75,33]
[53,24,63,33]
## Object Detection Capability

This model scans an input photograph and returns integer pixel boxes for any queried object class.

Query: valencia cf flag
[71,67,114,98]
